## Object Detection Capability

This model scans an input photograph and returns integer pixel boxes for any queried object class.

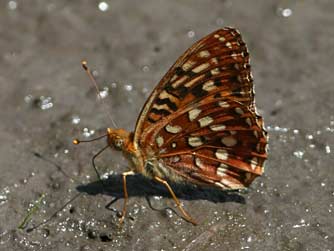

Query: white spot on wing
[188,108,201,121]
[165,124,182,134]
[217,163,228,176]
[210,68,220,75]
[225,42,232,49]
[198,116,214,127]
[192,63,210,73]
[198,50,210,58]
[215,149,228,160]
[182,60,195,71]
[156,136,164,147]
[210,124,226,131]
[195,157,204,168]
[235,107,244,115]
[188,136,203,147]
[171,142,177,148]
[219,37,226,42]
[231,53,238,59]
[245,117,252,127]
[202,80,216,91]
[250,157,258,170]
[218,101,230,108]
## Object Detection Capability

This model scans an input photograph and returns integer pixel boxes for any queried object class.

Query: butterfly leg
[153,176,197,225]
[119,170,135,224]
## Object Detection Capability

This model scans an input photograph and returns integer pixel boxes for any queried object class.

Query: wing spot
[245,117,252,127]
[219,36,226,42]
[221,136,237,147]
[184,74,205,88]
[188,108,202,121]
[165,124,182,134]
[195,157,204,169]
[215,149,228,160]
[211,68,220,75]
[250,157,258,170]
[217,163,228,177]
[214,182,227,189]
[188,136,203,147]
[198,50,210,58]
[214,34,220,38]
[198,116,214,127]
[192,63,210,73]
[170,156,180,163]
[203,80,216,91]
[231,53,238,59]
[210,124,226,131]
[172,75,189,88]
[235,107,244,115]
[182,60,196,71]
[225,42,232,49]
[218,101,230,108]
[253,130,259,138]
[156,136,164,147]
[171,142,177,148]
[210,57,219,64]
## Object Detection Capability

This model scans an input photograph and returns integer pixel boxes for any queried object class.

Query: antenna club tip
[81,60,88,70]
[73,139,80,145]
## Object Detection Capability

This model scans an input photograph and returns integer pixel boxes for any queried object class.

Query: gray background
[1,0,333,250]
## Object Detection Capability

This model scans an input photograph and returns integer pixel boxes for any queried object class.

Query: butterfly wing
[133,28,267,189]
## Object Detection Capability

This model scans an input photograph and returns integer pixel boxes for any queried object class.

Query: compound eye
[113,138,124,150]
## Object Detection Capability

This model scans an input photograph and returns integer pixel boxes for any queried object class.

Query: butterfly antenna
[81,60,118,128]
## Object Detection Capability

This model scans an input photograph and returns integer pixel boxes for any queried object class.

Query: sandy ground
[0,1,333,250]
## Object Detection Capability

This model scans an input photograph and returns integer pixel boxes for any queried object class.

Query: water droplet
[82,128,95,138]
[187,30,195,38]
[325,145,331,154]
[7,0,17,10]
[124,84,133,91]
[278,7,293,17]
[98,2,109,12]
[24,94,33,104]
[111,82,117,88]
[293,129,299,134]
[293,150,304,159]
[98,86,109,99]
[71,115,80,125]
[306,134,313,140]
[64,149,69,154]
[142,65,150,72]
[38,96,54,110]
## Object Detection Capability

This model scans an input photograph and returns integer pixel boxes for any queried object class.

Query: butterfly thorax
[107,128,145,174]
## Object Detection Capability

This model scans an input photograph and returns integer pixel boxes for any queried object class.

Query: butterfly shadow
[76,174,246,205]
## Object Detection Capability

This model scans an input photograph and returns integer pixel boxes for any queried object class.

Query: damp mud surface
[0,1,333,250]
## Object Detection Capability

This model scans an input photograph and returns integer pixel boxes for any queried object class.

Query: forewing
[134,28,255,145]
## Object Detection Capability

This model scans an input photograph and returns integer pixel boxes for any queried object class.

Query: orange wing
[133,28,267,189]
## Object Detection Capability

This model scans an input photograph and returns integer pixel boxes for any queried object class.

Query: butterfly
[75,27,268,225]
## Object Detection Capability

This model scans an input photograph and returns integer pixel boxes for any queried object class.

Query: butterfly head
[107,128,133,151]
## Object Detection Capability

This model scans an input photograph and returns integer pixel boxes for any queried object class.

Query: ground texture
[0,1,333,250]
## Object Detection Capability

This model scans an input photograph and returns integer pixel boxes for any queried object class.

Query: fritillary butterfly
[75,27,268,225]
